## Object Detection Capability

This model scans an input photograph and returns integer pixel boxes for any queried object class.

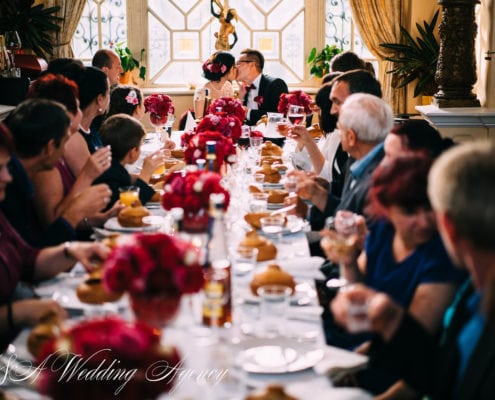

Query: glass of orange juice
[119,186,140,206]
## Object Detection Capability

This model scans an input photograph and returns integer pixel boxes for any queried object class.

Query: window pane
[73,0,127,61]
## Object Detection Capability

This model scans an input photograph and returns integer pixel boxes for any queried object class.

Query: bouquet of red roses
[183,130,237,169]
[277,90,313,115]
[144,93,175,126]
[37,316,181,400]
[195,113,242,142]
[162,170,230,213]
[103,233,204,297]
[207,97,246,123]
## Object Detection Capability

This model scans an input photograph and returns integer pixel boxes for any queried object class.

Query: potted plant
[113,42,146,84]
[307,44,343,78]
[0,0,61,58]
[380,10,440,98]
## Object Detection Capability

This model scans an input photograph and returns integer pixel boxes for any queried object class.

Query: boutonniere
[254,96,264,107]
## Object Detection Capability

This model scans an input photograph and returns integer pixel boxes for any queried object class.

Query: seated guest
[330,51,366,73]
[106,85,145,120]
[1,100,112,247]
[321,153,465,396]
[235,48,288,125]
[384,118,455,161]
[331,141,495,400]
[0,122,111,351]
[289,93,393,231]
[199,51,236,100]
[289,76,348,196]
[27,73,118,230]
[93,114,165,209]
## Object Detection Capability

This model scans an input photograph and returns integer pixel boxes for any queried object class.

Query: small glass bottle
[205,140,218,172]
[0,35,11,77]
[202,193,232,327]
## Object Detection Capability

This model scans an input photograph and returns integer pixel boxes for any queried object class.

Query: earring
[98,108,103,113]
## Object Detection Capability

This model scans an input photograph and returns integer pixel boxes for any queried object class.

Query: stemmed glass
[321,211,358,288]
[5,31,21,75]
[287,104,306,127]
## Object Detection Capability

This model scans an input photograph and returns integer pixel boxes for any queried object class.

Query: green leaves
[0,0,62,58]
[307,44,343,78]
[380,10,440,97]
[114,42,147,80]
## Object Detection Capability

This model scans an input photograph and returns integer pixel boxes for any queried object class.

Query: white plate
[103,216,164,232]
[267,202,284,210]
[236,337,324,373]
[263,182,284,190]
[238,282,316,306]
[145,202,161,209]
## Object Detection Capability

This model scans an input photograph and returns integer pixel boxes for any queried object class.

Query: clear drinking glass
[321,211,357,288]
[287,104,306,126]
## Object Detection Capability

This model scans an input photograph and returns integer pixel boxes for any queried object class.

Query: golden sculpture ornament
[211,0,238,50]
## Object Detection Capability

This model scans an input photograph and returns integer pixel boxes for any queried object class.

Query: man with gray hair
[331,141,495,399]
[293,92,393,223]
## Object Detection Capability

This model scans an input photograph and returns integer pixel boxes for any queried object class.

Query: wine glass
[321,211,358,289]
[5,31,21,72]
[287,104,306,127]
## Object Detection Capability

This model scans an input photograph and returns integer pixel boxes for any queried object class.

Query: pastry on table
[239,230,277,262]
[256,162,281,184]
[244,211,271,229]
[267,189,289,204]
[171,148,185,159]
[260,155,283,165]
[117,201,150,227]
[248,185,263,194]
[250,264,296,296]
[261,141,283,157]
[307,123,323,139]
[27,312,63,358]
[246,384,298,400]
[76,267,124,305]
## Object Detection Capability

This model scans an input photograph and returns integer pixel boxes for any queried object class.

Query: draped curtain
[43,0,86,59]
[349,0,406,114]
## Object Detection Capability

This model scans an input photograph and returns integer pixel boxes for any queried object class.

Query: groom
[235,48,288,126]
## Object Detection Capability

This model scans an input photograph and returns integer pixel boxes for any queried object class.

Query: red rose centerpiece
[103,233,204,329]
[195,112,242,143]
[144,93,175,128]
[162,170,230,233]
[38,316,182,400]
[277,90,313,115]
[207,97,246,123]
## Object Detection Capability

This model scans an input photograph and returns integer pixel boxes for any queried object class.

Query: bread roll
[308,123,323,139]
[244,211,271,229]
[27,313,62,358]
[246,385,298,400]
[239,230,277,262]
[117,202,150,227]
[261,141,283,157]
[171,148,185,159]
[76,269,124,305]
[250,264,296,296]
[256,162,281,184]
[267,189,288,204]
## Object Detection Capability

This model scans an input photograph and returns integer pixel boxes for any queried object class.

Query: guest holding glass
[0,122,111,351]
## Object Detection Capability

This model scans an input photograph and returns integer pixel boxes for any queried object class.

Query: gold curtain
[349,0,406,114]
[44,0,86,59]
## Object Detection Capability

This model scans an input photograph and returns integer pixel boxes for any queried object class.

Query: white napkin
[313,345,369,381]
[184,110,197,131]
[287,378,372,400]
[286,305,323,322]
[280,256,326,279]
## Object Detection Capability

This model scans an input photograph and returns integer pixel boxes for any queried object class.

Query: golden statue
[211,0,238,51]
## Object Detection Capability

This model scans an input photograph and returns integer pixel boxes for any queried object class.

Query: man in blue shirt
[331,141,495,400]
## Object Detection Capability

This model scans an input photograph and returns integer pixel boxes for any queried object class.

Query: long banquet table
[0,130,372,400]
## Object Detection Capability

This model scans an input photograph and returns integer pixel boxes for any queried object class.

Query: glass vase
[182,209,209,233]
[130,293,181,332]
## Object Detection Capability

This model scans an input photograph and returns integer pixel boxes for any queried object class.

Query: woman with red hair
[321,152,465,396]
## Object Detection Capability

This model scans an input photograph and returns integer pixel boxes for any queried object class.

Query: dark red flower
[277,90,313,115]
[144,94,175,123]
[254,95,264,107]
[183,130,237,170]
[196,113,242,142]
[208,97,246,123]
[161,170,230,213]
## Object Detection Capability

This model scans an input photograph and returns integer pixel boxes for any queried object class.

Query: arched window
[72,0,375,87]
